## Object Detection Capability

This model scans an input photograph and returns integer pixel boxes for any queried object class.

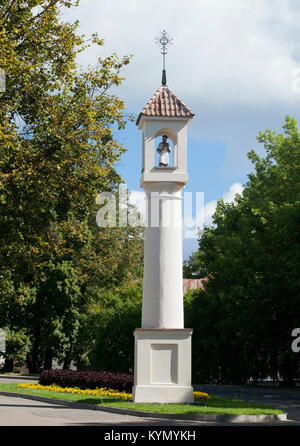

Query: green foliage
[76,281,143,373]
[0,1,143,372]
[183,250,207,278]
[0,383,284,415]
[0,327,30,371]
[185,116,300,384]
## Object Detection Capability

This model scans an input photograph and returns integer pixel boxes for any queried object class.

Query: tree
[74,280,143,372]
[185,116,300,384]
[0,1,143,372]
[0,327,30,372]
[183,250,207,278]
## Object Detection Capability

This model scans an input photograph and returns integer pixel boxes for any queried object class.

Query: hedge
[39,369,134,393]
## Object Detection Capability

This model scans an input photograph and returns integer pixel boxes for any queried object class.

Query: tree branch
[1,0,18,26]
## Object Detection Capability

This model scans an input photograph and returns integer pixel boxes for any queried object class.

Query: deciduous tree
[0,0,143,372]
[185,116,300,384]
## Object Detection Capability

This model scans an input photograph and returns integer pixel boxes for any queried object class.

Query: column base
[133,328,193,403]
[133,385,194,403]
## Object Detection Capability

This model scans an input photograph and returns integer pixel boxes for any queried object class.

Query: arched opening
[154,128,178,168]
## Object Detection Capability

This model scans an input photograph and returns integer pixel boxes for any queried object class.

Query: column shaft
[142,183,184,329]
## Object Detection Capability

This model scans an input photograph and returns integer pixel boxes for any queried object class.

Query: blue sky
[114,122,246,257]
[66,0,300,258]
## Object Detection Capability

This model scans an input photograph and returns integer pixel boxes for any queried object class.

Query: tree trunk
[269,348,278,387]
[280,352,296,387]
[63,349,72,369]
[28,326,42,374]
[3,357,13,373]
[43,347,53,370]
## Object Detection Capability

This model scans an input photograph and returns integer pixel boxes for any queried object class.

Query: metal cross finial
[155,30,173,86]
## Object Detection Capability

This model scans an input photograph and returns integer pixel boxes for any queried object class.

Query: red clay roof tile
[136,85,195,125]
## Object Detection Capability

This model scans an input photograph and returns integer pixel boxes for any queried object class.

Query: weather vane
[155,30,173,86]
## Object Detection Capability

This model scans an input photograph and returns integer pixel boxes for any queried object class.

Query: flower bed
[18,382,210,402]
[194,391,210,402]
[39,369,134,393]
[18,383,132,400]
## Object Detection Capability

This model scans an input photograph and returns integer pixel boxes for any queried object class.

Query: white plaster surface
[133,329,194,403]
[134,110,194,403]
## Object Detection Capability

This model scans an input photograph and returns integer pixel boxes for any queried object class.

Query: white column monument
[132,34,195,403]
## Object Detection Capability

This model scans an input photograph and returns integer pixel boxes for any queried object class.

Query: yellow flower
[17,383,133,400]
[18,383,209,403]
[193,391,210,402]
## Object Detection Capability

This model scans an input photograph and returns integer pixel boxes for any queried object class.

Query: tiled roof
[183,278,207,294]
[136,85,195,125]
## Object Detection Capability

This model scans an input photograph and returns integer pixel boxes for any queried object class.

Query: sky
[65,0,300,258]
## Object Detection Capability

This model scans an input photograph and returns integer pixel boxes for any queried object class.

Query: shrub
[39,369,134,393]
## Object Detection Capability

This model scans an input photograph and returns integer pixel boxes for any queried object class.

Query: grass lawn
[0,383,284,416]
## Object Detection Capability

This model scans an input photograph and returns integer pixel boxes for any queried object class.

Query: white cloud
[128,181,243,230]
[65,1,300,176]
[182,181,244,257]
[128,189,146,226]
[202,182,244,226]
[223,182,244,204]
[182,182,244,237]
[68,0,299,105]
[128,182,243,259]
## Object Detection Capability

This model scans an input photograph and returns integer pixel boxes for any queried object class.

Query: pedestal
[132,328,194,403]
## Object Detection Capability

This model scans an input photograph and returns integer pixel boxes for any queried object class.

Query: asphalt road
[0,375,299,426]
[0,375,39,384]
[195,384,300,423]
[0,394,297,427]
[0,394,205,426]
[0,375,218,426]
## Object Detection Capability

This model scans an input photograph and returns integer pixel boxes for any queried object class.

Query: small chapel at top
[136,80,195,184]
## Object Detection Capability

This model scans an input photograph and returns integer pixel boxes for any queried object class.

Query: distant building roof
[136,85,195,125]
[183,278,207,294]
[132,277,207,294]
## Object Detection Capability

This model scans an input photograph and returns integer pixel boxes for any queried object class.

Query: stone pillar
[133,83,195,404]
[132,181,194,403]
[142,182,184,329]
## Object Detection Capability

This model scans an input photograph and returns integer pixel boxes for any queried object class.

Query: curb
[0,391,288,423]
[0,375,39,381]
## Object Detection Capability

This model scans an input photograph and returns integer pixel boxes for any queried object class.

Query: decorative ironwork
[155,30,173,85]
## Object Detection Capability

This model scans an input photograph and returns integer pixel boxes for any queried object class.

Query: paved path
[0,376,299,426]
[0,394,237,427]
[0,375,39,384]
[195,384,300,423]
[0,394,297,427]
